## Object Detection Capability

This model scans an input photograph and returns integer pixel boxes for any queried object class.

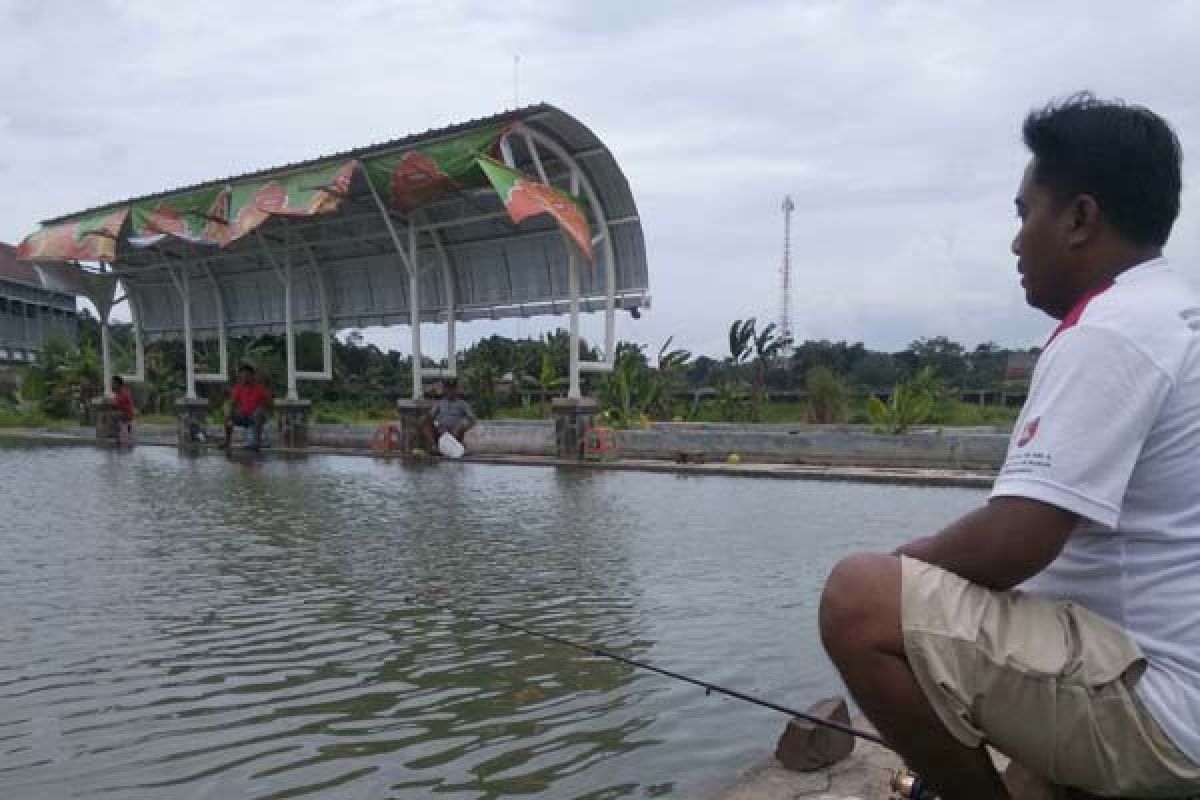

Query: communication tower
[778,195,796,359]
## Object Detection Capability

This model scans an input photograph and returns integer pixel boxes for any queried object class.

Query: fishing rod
[402,592,884,744]
[402,593,938,799]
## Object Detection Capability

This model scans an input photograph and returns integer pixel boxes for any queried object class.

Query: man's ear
[1067,194,1102,248]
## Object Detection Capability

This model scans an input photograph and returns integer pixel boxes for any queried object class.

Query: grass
[0,399,1018,431]
[493,405,552,421]
[930,401,1019,428]
[0,407,79,429]
[312,406,399,425]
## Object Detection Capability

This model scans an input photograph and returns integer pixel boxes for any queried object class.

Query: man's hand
[895,497,1078,590]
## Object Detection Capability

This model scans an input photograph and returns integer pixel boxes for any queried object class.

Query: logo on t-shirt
[1017,416,1040,448]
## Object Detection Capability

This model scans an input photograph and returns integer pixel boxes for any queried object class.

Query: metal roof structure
[20,105,649,401]
[0,242,53,290]
[0,243,79,364]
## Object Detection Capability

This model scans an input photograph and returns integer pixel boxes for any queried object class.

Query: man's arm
[895,496,1078,590]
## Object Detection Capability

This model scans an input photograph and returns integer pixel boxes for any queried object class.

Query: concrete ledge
[617,427,1009,470]
[694,718,903,799]
[0,427,997,488]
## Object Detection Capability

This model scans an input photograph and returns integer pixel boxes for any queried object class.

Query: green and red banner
[223,160,357,244]
[363,125,503,212]
[476,155,593,262]
[17,123,598,265]
[130,186,229,247]
[16,208,129,263]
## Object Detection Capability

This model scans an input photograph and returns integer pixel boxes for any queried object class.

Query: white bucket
[438,432,465,459]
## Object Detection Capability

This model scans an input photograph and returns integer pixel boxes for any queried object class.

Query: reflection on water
[0,444,983,798]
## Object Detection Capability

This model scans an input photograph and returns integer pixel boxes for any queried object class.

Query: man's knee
[819,553,902,658]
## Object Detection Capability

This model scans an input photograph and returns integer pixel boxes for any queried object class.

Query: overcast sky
[3,0,1199,358]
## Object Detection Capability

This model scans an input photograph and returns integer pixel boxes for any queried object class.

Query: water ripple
[0,444,983,798]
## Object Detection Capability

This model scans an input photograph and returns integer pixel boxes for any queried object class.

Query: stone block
[775,696,855,772]
[396,398,432,458]
[277,399,311,449]
[175,397,211,453]
[91,397,120,442]
[552,397,598,460]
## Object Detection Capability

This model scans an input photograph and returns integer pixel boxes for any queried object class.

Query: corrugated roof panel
[46,106,647,337]
[0,243,51,289]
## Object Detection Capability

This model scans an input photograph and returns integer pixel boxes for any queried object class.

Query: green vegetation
[0,309,1031,432]
[805,366,849,424]
[869,382,934,434]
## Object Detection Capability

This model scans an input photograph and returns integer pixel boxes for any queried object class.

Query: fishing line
[401,592,887,747]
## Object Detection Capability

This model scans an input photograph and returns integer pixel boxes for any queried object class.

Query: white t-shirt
[992,257,1200,762]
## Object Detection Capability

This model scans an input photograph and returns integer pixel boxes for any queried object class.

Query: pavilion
[17,105,649,451]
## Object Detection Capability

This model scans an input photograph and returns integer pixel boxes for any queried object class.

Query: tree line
[4,310,1038,429]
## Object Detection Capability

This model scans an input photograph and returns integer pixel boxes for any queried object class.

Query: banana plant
[868,380,934,434]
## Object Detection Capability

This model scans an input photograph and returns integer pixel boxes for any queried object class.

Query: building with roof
[16,105,648,452]
[0,242,78,364]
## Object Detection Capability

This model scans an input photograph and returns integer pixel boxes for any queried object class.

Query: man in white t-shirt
[819,93,1200,799]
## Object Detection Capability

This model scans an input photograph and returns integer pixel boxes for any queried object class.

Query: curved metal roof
[28,104,649,339]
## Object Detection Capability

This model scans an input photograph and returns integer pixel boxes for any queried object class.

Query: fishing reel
[890,768,939,799]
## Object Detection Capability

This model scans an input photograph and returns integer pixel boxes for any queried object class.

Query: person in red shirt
[111,375,134,447]
[222,364,272,450]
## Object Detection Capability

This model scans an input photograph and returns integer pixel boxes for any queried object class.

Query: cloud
[3,0,1198,356]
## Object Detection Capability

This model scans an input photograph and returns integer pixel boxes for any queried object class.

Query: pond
[0,444,983,799]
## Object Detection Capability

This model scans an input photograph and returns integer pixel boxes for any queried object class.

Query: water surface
[0,445,984,798]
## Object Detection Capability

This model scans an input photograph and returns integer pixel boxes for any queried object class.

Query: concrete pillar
[276,398,311,449]
[175,397,210,453]
[91,397,120,443]
[552,397,598,460]
[396,398,431,457]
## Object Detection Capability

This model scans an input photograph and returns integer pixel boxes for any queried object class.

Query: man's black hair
[1023,91,1183,247]
[111,375,124,387]
[238,364,255,374]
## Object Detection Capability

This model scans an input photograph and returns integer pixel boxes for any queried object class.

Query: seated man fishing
[222,364,272,450]
[820,94,1200,799]
[419,377,475,455]
[111,374,135,446]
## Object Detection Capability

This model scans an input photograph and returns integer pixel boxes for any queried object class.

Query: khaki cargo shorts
[900,556,1200,797]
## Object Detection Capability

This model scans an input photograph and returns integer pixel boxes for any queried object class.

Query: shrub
[805,366,848,424]
[867,381,934,434]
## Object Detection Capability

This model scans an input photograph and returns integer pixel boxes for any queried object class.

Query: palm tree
[728,318,755,369]
[524,351,567,415]
[718,319,757,422]
[598,342,649,426]
[868,376,935,434]
[651,336,691,418]
[750,322,781,419]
